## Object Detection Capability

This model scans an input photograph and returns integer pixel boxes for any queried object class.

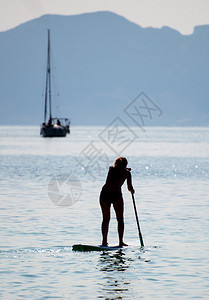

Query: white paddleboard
[72,244,124,252]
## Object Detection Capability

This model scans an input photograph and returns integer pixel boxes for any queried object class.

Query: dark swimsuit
[100,166,132,205]
[100,190,122,205]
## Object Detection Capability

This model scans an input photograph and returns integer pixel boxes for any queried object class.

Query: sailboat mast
[48,29,52,121]
[44,46,48,123]
[41,29,70,137]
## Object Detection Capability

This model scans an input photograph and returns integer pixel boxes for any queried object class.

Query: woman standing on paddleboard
[100,157,135,247]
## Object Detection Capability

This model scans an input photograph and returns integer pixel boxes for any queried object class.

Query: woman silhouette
[99,157,135,247]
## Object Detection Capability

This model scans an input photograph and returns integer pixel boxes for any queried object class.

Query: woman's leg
[113,198,127,247]
[100,199,111,246]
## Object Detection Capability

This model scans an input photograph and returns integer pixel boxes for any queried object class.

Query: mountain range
[0,11,209,126]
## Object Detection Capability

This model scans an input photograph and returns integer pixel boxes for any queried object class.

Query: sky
[0,0,209,34]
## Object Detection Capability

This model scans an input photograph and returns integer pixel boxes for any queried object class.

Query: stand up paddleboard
[72,244,123,252]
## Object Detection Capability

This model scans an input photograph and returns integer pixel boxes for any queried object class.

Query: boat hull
[40,125,68,137]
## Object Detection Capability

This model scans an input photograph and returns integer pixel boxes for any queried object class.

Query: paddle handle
[131,193,144,248]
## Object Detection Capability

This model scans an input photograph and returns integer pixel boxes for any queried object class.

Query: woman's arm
[126,170,135,194]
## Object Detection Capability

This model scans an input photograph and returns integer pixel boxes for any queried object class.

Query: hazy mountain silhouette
[0,11,208,126]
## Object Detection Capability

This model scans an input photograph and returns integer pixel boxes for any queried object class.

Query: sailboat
[40,29,70,137]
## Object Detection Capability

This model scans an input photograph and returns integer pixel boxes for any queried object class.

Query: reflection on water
[99,250,132,272]
[1,127,209,299]
[97,248,152,299]
[97,250,132,299]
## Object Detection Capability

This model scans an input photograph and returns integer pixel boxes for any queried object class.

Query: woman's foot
[119,242,128,247]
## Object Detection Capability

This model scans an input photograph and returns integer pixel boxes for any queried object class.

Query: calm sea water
[0,126,209,299]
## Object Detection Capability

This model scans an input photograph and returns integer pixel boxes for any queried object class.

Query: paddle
[131,193,144,248]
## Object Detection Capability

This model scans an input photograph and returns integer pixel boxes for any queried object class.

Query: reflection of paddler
[99,157,135,247]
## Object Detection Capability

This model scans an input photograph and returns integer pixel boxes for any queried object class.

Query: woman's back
[102,166,130,192]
